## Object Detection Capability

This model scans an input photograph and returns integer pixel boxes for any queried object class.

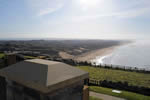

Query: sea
[92,40,150,70]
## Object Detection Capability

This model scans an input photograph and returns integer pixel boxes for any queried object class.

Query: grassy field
[90,96,102,100]
[24,56,37,59]
[0,53,5,59]
[90,86,150,100]
[77,66,150,88]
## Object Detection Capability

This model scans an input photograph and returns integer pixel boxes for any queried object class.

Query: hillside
[0,40,126,58]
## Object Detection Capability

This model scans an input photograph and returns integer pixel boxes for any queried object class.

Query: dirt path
[90,91,126,100]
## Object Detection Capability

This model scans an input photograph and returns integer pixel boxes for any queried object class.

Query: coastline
[73,45,120,62]
[73,42,131,62]
[59,45,119,62]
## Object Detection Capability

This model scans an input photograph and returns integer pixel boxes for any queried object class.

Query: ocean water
[93,40,150,70]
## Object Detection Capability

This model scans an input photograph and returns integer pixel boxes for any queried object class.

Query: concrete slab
[0,59,89,93]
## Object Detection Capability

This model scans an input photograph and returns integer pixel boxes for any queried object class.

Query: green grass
[0,53,5,59]
[77,66,150,88]
[90,86,150,100]
[24,56,37,59]
[89,96,102,100]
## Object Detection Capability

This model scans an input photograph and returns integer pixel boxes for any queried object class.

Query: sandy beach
[73,45,120,62]
[59,42,132,62]
[59,46,119,62]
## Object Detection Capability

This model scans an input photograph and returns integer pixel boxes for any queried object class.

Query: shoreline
[73,45,119,62]
[74,42,131,62]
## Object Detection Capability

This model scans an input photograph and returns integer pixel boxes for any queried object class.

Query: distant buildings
[0,59,89,100]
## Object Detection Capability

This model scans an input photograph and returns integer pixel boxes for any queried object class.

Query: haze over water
[93,40,150,70]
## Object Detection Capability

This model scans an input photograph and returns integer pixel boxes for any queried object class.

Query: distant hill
[0,39,128,58]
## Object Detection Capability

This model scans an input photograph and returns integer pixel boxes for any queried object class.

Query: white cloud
[24,0,150,40]
[71,9,149,22]
[27,0,65,16]
[116,7,150,18]
[78,0,104,11]
[38,4,63,16]
[70,0,150,22]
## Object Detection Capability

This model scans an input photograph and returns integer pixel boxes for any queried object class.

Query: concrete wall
[0,76,6,100]
[83,86,89,100]
[47,81,84,100]
[6,54,16,66]
[5,79,84,100]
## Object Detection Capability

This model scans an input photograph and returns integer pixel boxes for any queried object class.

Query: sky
[0,0,150,40]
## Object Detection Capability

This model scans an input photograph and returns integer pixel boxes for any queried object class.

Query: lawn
[0,53,5,59]
[90,86,150,100]
[90,96,102,100]
[24,56,37,59]
[77,66,150,88]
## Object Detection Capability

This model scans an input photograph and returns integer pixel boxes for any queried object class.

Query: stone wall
[0,76,6,100]
[5,79,84,100]
[47,81,84,100]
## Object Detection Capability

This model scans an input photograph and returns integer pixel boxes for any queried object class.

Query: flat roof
[26,59,59,65]
[0,59,88,94]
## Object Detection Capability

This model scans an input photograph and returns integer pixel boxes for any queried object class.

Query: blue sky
[0,0,150,39]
